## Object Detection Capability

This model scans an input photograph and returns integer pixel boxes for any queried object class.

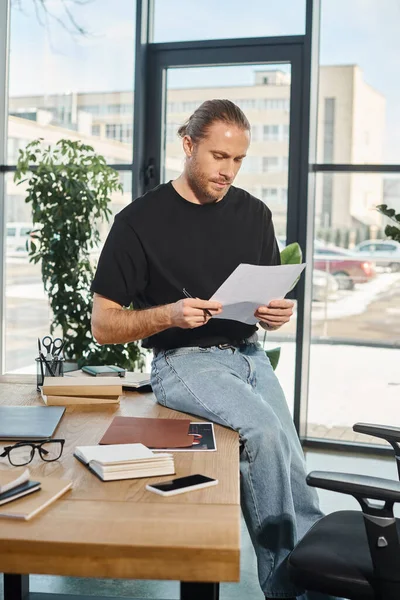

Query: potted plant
[14,138,145,370]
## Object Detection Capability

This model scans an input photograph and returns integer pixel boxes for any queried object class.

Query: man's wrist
[162,303,174,328]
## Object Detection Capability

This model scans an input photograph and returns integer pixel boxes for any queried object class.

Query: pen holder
[36,356,65,392]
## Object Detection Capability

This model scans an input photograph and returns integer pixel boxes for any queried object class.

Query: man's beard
[187,159,227,203]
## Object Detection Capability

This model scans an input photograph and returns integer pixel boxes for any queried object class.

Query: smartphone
[145,474,218,497]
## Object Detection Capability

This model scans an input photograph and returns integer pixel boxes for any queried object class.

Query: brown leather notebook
[99,417,195,448]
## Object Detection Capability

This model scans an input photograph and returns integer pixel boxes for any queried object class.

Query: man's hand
[170,298,223,329]
[255,299,294,331]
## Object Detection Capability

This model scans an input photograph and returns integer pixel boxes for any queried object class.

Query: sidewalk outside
[273,341,399,445]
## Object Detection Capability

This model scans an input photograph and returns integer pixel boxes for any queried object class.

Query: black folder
[0,406,65,440]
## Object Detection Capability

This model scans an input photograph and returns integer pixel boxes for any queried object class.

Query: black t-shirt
[91,182,280,349]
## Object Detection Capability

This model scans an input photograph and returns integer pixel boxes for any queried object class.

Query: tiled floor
[1,448,398,600]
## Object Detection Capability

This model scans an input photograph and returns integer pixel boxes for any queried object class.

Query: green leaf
[266,347,281,371]
[377,204,399,222]
[280,242,302,265]
[384,224,400,242]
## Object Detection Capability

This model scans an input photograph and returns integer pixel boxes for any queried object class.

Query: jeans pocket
[150,363,168,407]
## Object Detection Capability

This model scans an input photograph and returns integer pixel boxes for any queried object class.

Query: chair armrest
[307,471,400,586]
[353,422,400,444]
[307,470,400,503]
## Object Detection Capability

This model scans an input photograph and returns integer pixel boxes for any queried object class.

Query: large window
[307,173,399,446]
[318,0,400,164]
[308,0,400,447]
[4,171,132,374]
[8,0,135,164]
[153,0,306,42]
[3,0,136,373]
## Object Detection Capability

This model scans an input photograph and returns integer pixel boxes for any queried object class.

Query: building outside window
[262,156,280,172]
[259,98,290,110]
[261,187,279,201]
[105,124,133,143]
[263,125,280,141]
[235,98,257,110]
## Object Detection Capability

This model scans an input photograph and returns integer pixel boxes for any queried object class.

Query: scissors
[41,336,64,358]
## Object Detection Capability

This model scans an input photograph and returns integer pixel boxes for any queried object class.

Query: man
[91,100,334,600]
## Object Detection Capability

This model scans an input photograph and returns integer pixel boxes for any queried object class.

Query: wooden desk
[0,375,240,600]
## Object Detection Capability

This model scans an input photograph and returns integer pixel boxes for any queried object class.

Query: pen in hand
[182,288,213,318]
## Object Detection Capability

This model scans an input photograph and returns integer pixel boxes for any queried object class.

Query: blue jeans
[151,340,336,599]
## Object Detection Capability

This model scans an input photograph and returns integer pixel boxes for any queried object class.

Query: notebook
[121,372,152,392]
[0,406,65,440]
[81,365,126,377]
[0,480,41,506]
[99,417,195,449]
[0,477,72,520]
[74,443,175,481]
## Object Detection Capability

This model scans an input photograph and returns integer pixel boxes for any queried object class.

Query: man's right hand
[170,298,223,329]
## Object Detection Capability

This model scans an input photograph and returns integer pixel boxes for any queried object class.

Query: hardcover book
[74,443,175,481]
[42,377,123,397]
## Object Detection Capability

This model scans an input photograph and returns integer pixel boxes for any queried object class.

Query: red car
[313,245,375,290]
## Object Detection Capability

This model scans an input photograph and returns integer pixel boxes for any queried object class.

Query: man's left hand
[255,299,295,331]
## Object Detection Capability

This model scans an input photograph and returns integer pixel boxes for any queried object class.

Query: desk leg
[180,582,219,600]
[3,574,29,600]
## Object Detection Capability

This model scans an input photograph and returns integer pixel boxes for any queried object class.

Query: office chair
[287,423,400,600]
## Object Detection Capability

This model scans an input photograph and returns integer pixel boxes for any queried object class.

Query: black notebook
[81,365,125,377]
[0,406,66,440]
[0,480,41,506]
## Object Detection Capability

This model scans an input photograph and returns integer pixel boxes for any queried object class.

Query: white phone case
[145,478,218,496]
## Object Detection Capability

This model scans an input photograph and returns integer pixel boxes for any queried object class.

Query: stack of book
[74,443,175,481]
[0,468,72,520]
[41,376,123,405]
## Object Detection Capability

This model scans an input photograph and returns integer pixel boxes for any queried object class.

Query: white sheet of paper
[209,263,306,325]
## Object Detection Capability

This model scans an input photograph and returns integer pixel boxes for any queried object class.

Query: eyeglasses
[0,439,65,466]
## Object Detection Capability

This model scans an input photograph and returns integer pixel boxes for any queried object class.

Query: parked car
[312,269,339,301]
[6,222,33,254]
[276,238,339,300]
[352,239,400,272]
[313,245,375,290]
